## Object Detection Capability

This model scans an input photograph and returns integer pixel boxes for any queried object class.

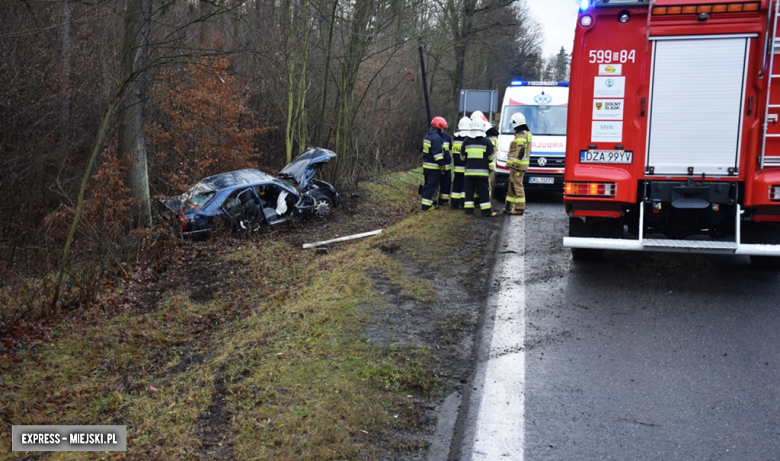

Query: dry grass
[0,167,482,460]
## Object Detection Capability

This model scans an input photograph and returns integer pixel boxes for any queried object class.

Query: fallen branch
[302,229,383,249]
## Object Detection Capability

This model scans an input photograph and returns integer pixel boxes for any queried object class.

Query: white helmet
[454,116,472,137]
[471,110,488,122]
[468,118,488,137]
[510,112,527,129]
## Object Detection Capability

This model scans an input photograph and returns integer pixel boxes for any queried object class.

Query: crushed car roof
[200,169,275,190]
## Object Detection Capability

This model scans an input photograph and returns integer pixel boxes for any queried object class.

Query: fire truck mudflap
[563,0,780,265]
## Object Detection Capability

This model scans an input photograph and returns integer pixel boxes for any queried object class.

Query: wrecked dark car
[159,147,340,237]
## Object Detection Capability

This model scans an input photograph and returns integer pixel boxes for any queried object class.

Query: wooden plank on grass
[302,229,383,249]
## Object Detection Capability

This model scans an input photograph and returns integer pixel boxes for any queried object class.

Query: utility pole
[418,41,432,123]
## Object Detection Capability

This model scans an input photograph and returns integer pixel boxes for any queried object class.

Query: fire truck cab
[564,0,780,266]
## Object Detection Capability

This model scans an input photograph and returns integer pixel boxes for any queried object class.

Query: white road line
[472,215,526,460]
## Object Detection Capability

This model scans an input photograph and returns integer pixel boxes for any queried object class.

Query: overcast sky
[526,0,581,58]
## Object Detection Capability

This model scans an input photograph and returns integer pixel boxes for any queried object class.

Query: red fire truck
[564,0,780,266]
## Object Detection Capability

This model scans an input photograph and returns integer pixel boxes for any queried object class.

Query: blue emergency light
[580,0,589,11]
[510,80,569,87]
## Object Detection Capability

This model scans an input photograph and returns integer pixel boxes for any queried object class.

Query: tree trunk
[294,21,310,154]
[285,43,295,163]
[332,0,373,183]
[448,0,478,108]
[59,0,71,143]
[315,0,338,148]
[118,0,152,228]
[52,101,117,313]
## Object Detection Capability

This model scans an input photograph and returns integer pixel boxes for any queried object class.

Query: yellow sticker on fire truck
[598,64,622,75]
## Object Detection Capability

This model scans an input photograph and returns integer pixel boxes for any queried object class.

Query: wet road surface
[455,191,780,460]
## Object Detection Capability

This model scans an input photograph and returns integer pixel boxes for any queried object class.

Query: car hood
[277,147,336,188]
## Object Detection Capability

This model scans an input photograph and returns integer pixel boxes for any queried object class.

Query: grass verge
[0,168,485,460]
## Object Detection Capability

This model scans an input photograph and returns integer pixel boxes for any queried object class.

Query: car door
[220,188,257,229]
[294,194,317,216]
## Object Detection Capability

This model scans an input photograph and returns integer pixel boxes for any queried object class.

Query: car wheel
[314,197,333,218]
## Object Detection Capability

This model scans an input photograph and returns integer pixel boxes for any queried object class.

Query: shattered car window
[181,182,217,209]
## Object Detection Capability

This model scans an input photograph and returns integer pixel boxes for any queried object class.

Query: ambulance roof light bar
[510,80,570,87]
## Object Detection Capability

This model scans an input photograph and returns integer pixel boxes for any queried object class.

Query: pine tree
[553,47,571,82]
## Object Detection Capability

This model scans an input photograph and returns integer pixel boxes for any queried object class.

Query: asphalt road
[454,191,780,461]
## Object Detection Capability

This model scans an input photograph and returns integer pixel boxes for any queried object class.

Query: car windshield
[181,182,217,210]
[500,105,568,136]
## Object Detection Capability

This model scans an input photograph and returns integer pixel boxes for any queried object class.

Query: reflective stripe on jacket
[440,131,453,171]
[507,130,532,171]
[422,126,445,170]
[463,136,494,177]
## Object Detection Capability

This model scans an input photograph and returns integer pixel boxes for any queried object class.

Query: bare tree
[118,0,153,228]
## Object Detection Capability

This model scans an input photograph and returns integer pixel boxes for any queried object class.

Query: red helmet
[431,116,448,130]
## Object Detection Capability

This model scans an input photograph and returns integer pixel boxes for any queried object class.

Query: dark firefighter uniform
[505,129,532,214]
[421,126,446,210]
[439,131,453,206]
[450,135,466,209]
[463,135,495,216]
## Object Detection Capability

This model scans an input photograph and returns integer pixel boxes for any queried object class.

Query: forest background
[0,0,569,320]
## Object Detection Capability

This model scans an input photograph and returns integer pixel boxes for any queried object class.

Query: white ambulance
[494,81,569,195]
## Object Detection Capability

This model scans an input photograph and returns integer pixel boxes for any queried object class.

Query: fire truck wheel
[571,248,605,260]
[743,222,780,268]
[568,216,623,237]
[749,255,780,269]
[568,217,624,261]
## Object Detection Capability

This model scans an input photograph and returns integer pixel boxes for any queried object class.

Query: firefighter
[439,123,453,207]
[504,112,532,215]
[450,116,471,209]
[421,116,448,211]
[470,110,488,200]
[463,117,496,217]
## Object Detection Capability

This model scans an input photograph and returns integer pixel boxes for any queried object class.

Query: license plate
[580,150,633,164]
[529,176,555,184]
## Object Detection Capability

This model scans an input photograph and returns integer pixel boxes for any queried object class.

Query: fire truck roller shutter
[647,36,750,176]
